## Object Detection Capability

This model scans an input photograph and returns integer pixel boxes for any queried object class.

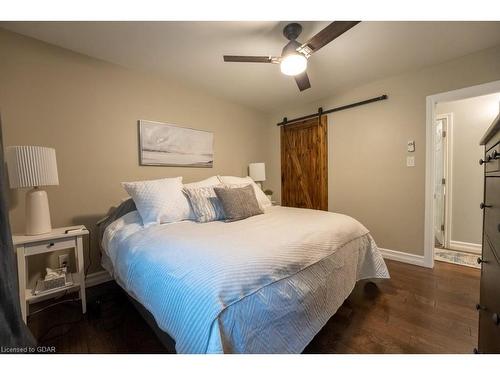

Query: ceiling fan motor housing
[283,23,303,41]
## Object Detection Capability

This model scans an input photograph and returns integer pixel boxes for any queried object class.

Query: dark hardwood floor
[27,259,480,354]
[305,260,480,353]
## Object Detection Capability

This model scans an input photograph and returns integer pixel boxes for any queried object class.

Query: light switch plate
[407,156,415,167]
[407,140,415,152]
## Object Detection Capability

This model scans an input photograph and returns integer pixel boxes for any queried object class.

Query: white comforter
[102,206,389,353]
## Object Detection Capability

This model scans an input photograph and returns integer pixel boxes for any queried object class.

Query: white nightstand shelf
[12,226,89,323]
[25,276,81,303]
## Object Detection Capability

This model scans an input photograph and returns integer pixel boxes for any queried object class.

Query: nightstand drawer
[24,237,76,256]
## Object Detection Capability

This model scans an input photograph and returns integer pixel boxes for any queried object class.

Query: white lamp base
[25,187,52,235]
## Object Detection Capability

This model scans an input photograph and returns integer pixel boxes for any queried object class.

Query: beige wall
[265,45,500,256]
[2,26,500,281]
[436,93,500,245]
[0,29,269,283]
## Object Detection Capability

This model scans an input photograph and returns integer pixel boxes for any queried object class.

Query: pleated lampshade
[6,146,59,188]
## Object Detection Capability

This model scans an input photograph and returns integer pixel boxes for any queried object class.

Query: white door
[434,118,447,246]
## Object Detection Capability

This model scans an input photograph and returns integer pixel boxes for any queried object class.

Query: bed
[99,204,389,354]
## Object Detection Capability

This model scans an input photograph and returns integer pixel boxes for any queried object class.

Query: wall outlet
[58,254,70,268]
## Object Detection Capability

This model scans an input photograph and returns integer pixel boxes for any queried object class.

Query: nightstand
[12,226,89,323]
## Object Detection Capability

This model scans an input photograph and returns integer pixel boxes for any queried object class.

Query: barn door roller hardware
[277,94,388,126]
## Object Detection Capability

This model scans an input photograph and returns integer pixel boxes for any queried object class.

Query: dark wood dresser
[477,113,500,354]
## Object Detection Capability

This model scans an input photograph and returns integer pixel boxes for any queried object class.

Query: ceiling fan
[223,21,360,92]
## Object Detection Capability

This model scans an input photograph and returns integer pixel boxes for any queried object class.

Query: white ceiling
[2,21,500,113]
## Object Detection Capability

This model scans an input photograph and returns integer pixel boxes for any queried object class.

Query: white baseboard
[85,270,112,288]
[378,248,428,267]
[449,240,482,254]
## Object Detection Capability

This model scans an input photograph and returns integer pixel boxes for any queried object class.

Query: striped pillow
[183,186,226,223]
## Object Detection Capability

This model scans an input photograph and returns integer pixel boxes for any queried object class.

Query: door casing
[424,79,500,268]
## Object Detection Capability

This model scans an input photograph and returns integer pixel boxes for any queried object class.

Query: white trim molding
[85,270,112,288]
[424,79,500,269]
[449,241,482,254]
[378,248,428,267]
[435,112,454,249]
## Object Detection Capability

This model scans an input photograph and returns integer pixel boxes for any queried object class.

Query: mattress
[101,206,389,353]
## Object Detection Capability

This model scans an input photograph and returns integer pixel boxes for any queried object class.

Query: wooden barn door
[281,116,328,210]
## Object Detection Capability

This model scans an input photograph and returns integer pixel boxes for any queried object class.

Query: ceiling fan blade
[294,72,311,91]
[299,21,360,55]
[223,55,275,63]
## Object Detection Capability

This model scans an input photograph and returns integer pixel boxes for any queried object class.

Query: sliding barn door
[281,116,328,210]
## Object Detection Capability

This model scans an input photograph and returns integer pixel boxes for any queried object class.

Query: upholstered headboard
[96,198,137,246]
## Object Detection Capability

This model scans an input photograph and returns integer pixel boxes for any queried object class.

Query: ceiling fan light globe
[280,54,307,76]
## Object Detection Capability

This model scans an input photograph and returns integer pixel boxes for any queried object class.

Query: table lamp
[249,162,266,189]
[6,146,59,235]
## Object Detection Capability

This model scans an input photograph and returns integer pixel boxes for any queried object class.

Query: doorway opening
[427,87,500,268]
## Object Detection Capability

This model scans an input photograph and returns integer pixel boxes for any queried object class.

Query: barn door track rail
[277,94,388,126]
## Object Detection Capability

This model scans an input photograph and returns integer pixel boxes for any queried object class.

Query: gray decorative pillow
[183,186,226,223]
[213,184,264,222]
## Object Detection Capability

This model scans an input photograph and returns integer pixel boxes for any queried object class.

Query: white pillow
[217,175,272,208]
[122,177,191,227]
[184,176,220,189]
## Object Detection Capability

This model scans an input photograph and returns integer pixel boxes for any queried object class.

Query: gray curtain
[0,115,36,348]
